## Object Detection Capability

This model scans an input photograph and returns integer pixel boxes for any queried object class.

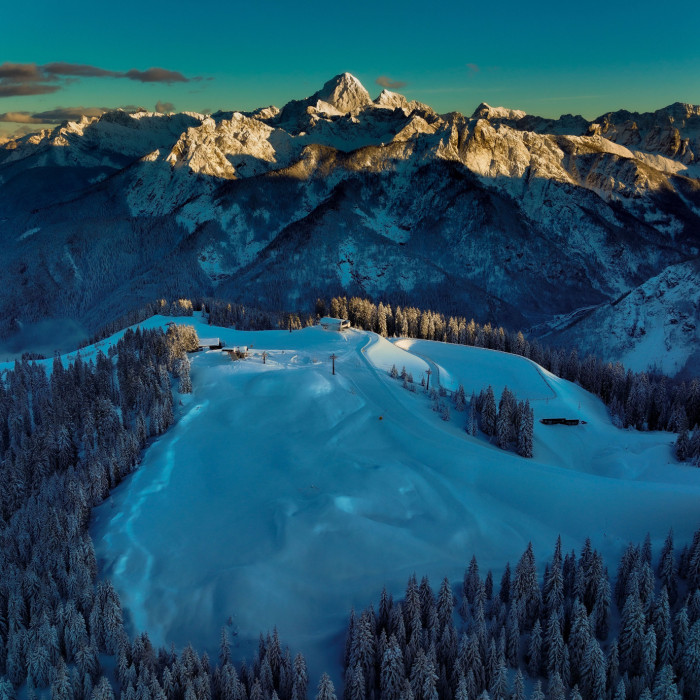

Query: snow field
[86,318,700,688]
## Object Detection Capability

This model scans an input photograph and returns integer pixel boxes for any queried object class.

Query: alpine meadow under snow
[81,315,700,688]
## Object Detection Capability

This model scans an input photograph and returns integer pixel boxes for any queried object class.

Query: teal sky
[2,0,699,138]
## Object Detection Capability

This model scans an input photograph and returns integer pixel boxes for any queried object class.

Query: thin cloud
[155,100,175,113]
[0,111,44,124]
[376,76,407,90]
[0,63,45,82]
[33,106,110,121]
[0,105,149,124]
[466,63,480,74]
[0,61,199,99]
[43,62,120,79]
[0,83,61,97]
[125,68,188,83]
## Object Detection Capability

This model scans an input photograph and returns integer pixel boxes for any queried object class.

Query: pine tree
[581,636,606,700]
[528,619,543,677]
[219,627,231,667]
[467,398,478,436]
[436,577,454,631]
[345,664,366,700]
[496,392,514,449]
[51,658,73,700]
[481,386,497,437]
[349,612,376,691]
[455,673,469,700]
[546,672,565,700]
[464,556,480,607]
[658,531,677,604]
[530,681,545,700]
[543,538,564,619]
[607,640,620,694]
[567,599,590,685]
[316,674,337,700]
[513,543,541,628]
[454,385,467,412]
[410,649,438,700]
[511,670,524,700]
[505,604,520,668]
[544,611,567,683]
[91,677,115,700]
[651,665,681,700]
[675,430,690,461]
[490,655,508,700]
[380,636,405,700]
[683,620,700,700]
[619,582,646,675]
[642,625,657,681]
[517,401,534,458]
[593,570,611,640]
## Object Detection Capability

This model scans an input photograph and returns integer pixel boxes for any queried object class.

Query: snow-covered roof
[319,317,348,324]
[198,337,221,346]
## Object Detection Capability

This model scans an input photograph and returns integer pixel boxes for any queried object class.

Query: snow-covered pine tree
[481,386,497,437]
[619,580,646,676]
[496,389,514,449]
[453,385,466,412]
[527,619,543,677]
[652,664,682,700]
[516,400,534,458]
[683,621,700,700]
[513,543,541,628]
[380,636,406,700]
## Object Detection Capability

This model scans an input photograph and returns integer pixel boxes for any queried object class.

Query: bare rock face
[1,73,699,374]
[588,103,700,163]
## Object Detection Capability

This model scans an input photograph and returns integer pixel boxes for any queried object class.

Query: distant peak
[375,88,408,107]
[472,102,526,121]
[315,73,372,113]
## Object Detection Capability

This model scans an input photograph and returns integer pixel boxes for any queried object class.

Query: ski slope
[88,316,700,686]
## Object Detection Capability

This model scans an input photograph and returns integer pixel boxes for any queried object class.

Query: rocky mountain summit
[1,73,698,374]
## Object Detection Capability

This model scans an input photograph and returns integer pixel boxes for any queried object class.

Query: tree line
[320,295,699,464]
[79,293,700,467]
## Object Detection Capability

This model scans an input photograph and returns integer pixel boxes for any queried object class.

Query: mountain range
[1,73,698,375]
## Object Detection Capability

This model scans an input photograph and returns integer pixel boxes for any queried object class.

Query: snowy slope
[87,317,700,687]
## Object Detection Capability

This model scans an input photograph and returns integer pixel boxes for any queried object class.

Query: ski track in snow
[83,314,700,688]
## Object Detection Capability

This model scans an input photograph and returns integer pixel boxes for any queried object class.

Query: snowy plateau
[21,314,695,687]
[1,74,699,375]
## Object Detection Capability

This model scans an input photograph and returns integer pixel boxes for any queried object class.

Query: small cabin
[198,337,223,350]
[222,345,248,359]
[540,418,587,426]
[319,317,351,331]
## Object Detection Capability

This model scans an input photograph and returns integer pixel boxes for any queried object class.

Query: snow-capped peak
[374,89,410,110]
[314,72,372,113]
[471,102,527,121]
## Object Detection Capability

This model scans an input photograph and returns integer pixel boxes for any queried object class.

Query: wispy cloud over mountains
[0,62,197,98]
